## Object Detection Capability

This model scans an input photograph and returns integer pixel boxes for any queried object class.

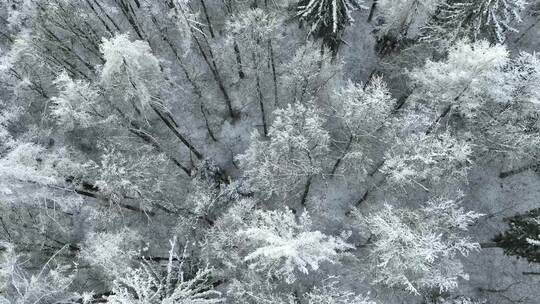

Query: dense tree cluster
[0,1,539,304]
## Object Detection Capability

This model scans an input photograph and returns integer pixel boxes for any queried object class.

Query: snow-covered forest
[0,0,539,303]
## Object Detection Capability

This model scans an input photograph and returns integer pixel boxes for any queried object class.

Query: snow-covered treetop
[422,0,529,44]
[81,229,142,280]
[51,71,102,130]
[226,9,283,45]
[356,196,482,295]
[297,0,365,52]
[410,40,511,116]
[239,208,353,283]
[381,131,473,190]
[335,76,394,135]
[238,102,330,199]
[281,40,339,103]
[100,34,162,110]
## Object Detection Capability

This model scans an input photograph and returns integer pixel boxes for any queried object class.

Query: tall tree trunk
[500,162,539,178]
[513,18,540,43]
[112,105,192,175]
[367,0,378,22]
[349,161,386,212]
[191,30,235,117]
[92,0,122,32]
[115,0,145,40]
[253,53,268,137]
[200,103,218,141]
[151,105,204,160]
[199,0,216,38]
[220,0,245,80]
[153,17,218,142]
[300,176,313,207]
[187,32,235,117]
[121,68,205,161]
[129,122,192,175]
[363,68,379,89]
[331,134,354,175]
[0,31,13,43]
[425,104,452,135]
[479,241,500,249]
[425,84,469,135]
[269,40,279,106]
[233,42,246,79]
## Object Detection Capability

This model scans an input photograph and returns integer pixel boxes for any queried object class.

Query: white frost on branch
[381,131,473,190]
[356,196,482,295]
[305,279,376,304]
[410,40,511,117]
[237,102,330,199]
[51,71,102,130]
[100,34,162,111]
[106,238,223,304]
[238,208,353,283]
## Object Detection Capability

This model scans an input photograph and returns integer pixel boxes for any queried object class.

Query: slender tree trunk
[200,103,218,141]
[191,31,235,117]
[54,1,104,60]
[254,55,268,137]
[349,161,386,211]
[154,19,218,141]
[121,59,205,160]
[500,162,539,178]
[331,134,354,175]
[199,0,216,38]
[93,0,122,32]
[364,69,377,89]
[233,41,246,79]
[222,0,233,15]
[0,31,13,43]
[392,93,411,113]
[513,18,540,43]
[76,187,157,215]
[39,24,95,75]
[425,85,469,134]
[0,16,13,42]
[38,48,85,80]
[300,176,313,207]
[9,68,50,99]
[177,20,235,118]
[112,105,193,175]
[269,40,279,106]
[355,190,370,207]
[367,0,378,23]
[479,241,500,249]
[201,33,234,106]
[127,125,192,175]
[425,104,452,135]
[115,0,145,40]
[0,217,12,241]
[151,105,204,160]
